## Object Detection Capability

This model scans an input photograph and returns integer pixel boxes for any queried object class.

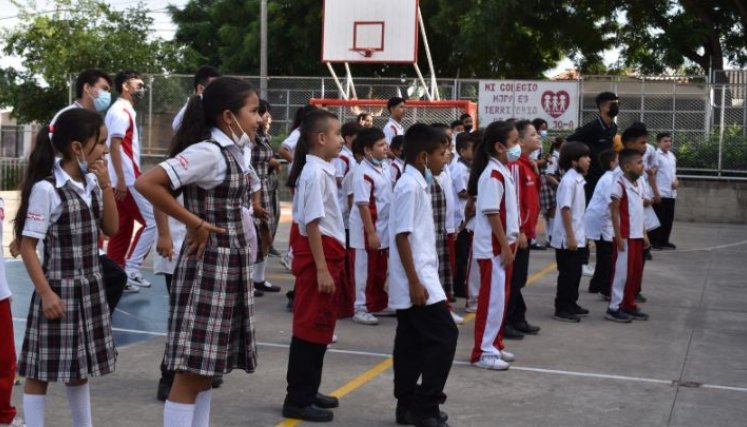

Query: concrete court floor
[5,219,747,427]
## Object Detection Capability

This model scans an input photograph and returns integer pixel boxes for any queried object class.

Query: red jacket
[510,154,541,239]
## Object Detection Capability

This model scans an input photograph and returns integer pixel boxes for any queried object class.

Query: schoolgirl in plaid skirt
[135,77,263,427]
[14,108,118,426]
[429,178,453,295]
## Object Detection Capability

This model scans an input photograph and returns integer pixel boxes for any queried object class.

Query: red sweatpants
[471,246,514,363]
[106,190,145,266]
[447,233,457,274]
[0,299,16,424]
[291,235,345,344]
[336,246,355,319]
[609,238,644,311]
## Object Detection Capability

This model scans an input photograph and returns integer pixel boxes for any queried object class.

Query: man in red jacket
[505,120,543,339]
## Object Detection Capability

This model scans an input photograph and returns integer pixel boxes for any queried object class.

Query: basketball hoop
[355,48,374,58]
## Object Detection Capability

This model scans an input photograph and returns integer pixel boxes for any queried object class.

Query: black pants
[588,239,613,295]
[506,247,529,325]
[651,198,676,246]
[100,254,127,315]
[555,249,583,312]
[452,229,472,297]
[393,301,458,419]
[160,274,174,381]
[286,336,328,407]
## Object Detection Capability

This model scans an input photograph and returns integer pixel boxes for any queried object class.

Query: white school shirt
[640,177,661,231]
[105,98,140,187]
[22,160,100,241]
[545,149,560,175]
[50,102,83,128]
[293,155,346,245]
[349,159,392,249]
[0,198,10,301]
[435,167,457,234]
[383,118,404,144]
[610,176,645,239]
[473,158,520,259]
[341,160,359,229]
[643,144,657,172]
[655,148,677,198]
[335,146,355,228]
[172,98,189,131]
[550,168,587,249]
[450,158,470,228]
[584,169,618,241]
[389,158,405,186]
[388,165,446,309]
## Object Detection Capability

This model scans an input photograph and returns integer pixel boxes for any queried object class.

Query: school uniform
[609,175,646,312]
[430,175,453,295]
[507,154,540,327]
[439,168,458,279]
[252,133,277,234]
[471,158,520,363]
[349,159,392,314]
[286,154,346,409]
[159,128,257,376]
[550,168,587,315]
[18,161,116,382]
[383,118,404,145]
[389,165,458,421]
[334,146,356,319]
[105,98,156,273]
[652,148,677,247]
[585,168,620,294]
[0,198,17,424]
[450,158,472,296]
[389,157,405,186]
[281,128,301,171]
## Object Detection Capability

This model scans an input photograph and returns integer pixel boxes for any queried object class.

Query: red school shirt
[510,154,541,239]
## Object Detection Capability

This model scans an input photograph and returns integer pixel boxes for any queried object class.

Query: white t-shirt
[473,158,520,259]
[0,198,10,301]
[435,167,457,234]
[349,159,392,249]
[172,98,190,131]
[383,118,404,144]
[105,98,141,187]
[50,102,84,128]
[389,158,405,187]
[450,158,470,228]
[655,148,677,198]
[610,176,645,239]
[584,169,619,241]
[341,159,359,230]
[545,149,560,175]
[640,177,661,231]
[292,155,345,245]
[388,165,446,310]
[550,168,587,249]
[335,146,355,228]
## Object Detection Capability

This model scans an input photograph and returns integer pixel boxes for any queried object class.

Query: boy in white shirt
[585,149,619,299]
[389,124,457,427]
[651,132,679,249]
[450,132,475,298]
[383,97,406,145]
[551,142,591,323]
[389,136,406,185]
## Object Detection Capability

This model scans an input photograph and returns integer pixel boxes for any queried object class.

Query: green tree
[0,0,185,123]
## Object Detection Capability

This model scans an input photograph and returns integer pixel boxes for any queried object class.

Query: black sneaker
[254,289,264,297]
[211,375,223,388]
[644,250,653,261]
[503,325,525,340]
[282,401,334,422]
[286,290,294,312]
[652,245,664,251]
[255,281,281,292]
[623,308,650,321]
[396,408,449,425]
[512,320,540,335]
[572,305,590,317]
[662,243,677,250]
[636,293,648,303]
[605,309,632,323]
[553,311,581,323]
[268,246,282,257]
[313,393,339,409]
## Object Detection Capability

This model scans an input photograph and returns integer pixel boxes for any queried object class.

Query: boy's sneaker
[254,281,281,292]
[450,311,464,325]
[282,400,334,423]
[622,308,650,321]
[605,309,632,323]
[396,407,449,426]
[373,307,397,317]
[464,304,478,313]
[636,293,648,303]
[286,291,294,312]
[123,283,140,293]
[500,350,515,362]
[1,417,25,427]
[268,246,281,257]
[503,325,525,340]
[599,292,611,302]
[553,311,581,323]
[582,265,595,277]
[644,250,653,261]
[662,243,677,250]
[280,253,292,271]
[572,304,590,317]
[352,311,379,325]
[472,354,510,371]
[126,269,151,288]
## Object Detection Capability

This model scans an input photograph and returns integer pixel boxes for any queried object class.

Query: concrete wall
[676,179,747,224]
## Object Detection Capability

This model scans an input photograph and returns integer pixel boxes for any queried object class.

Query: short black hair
[618,148,642,169]
[532,118,548,131]
[387,97,405,111]
[259,99,271,115]
[656,132,672,141]
[431,122,449,131]
[341,121,362,139]
[456,132,474,153]
[114,70,141,94]
[515,119,533,136]
[390,135,404,152]
[559,141,591,170]
[75,69,112,99]
[459,113,472,122]
[193,65,221,91]
[403,123,443,164]
[599,149,618,171]
[450,120,463,129]
[622,122,648,145]
[356,127,386,152]
[595,91,619,107]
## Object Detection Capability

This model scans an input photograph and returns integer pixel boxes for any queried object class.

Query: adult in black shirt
[567,91,619,202]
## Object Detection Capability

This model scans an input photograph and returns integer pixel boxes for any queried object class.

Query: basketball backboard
[322,0,419,64]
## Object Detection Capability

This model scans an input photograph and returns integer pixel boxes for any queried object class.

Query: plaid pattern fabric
[251,135,276,231]
[166,141,258,376]
[18,179,116,382]
[430,179,453,293]
[539,173,557,213]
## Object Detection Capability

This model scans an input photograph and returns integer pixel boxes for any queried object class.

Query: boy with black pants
[450,132,474,296]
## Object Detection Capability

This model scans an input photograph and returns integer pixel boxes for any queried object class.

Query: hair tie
[47,124,55,143]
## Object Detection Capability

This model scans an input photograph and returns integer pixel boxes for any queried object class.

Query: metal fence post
[148,75,154,155]
[718,85,725,177]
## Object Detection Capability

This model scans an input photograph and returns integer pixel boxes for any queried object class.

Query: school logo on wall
[541,90,570,119]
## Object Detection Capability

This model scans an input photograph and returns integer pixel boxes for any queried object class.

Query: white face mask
[229,112,251,147]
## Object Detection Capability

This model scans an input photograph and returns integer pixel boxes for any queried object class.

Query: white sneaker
[582,265,595,277]
[352,311,379,325]
[2,416,25,427]
[331,334,338,344]
[500,350,515,362]
[464,304,478,313]
[127,269,152,288]
[123,283,140,293]
[472,354,510,370]
[373,307,396,317]
[280,253,292,271]
[450,311,464,325]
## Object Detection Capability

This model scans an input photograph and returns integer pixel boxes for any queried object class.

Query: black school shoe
[572,304,590,317]
[636,293,648,303]
[286,290,295,312]
[605,309,632,323]
[644,249,653,261]
[395,407,449,426]
[255,281,281,292]
[282,400,334,422]
[512,320,541,335]
[662,243,677,250]
[313,393,339,409]
[623,308,650,321]
[553,311,581,323]
[503,325,525,340]
[212,375,223,388]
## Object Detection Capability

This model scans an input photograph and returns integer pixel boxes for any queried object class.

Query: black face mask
[608,104,619,117]
[464,124,473,132]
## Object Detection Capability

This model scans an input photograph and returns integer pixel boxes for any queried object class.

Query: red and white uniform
[291,155,346,344]
[349,159,392,313]
[389,157,405,187]
[334,145,355,228]
[104,98,155,272]
[609,175,645,312]
[383,117,404,145]
[450,158,470,228]
[0,197,18,426]
[510,153,540,240]
[471,158,519,363]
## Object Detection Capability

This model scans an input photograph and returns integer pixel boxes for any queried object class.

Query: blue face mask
[93,90,111,112]
[75,142,89,174]
[507,144,522,162]
[424,154,433,184]
[540,129,548,140]
[370,157,383,167]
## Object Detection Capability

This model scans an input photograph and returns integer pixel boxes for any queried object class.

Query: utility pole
[260,0,268,99]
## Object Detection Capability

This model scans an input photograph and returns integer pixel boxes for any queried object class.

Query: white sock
[164,401,195,427]
[23,393,47,427]
[191,389,212,427]
[253,260,266,283]
[65,383,92,427]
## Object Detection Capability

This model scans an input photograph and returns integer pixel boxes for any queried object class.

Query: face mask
[507,144,522,162]
[229,113,251,147]
[369,157,383,167]
[424,154,433,184]
[540,130,548,140]
[131,85,146,101]
[608,103,619,117]
[464,124,473,132]
[93,89,111,112]
[75,142,89,174]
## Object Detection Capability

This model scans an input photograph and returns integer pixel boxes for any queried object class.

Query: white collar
[210,128,237,148]
[341,145,353,156]
[657,148,670,155]
[489,157,511,176]
[404,164,427,189]
[306,154,336,176]
[565,167,586,183]
[53,159,96,191]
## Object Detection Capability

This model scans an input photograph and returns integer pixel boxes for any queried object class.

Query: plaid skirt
[165,242,257,376]
[255,177,276,231]
[18,272,116,382]
[436,231,454,294]
[539,174,557,213]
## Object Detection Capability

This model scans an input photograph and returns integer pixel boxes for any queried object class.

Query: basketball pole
[326,62,348,100]
[417,5,440,101]
[260,0,268,99]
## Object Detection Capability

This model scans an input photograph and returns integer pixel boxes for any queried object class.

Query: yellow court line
[274,262,556,426]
